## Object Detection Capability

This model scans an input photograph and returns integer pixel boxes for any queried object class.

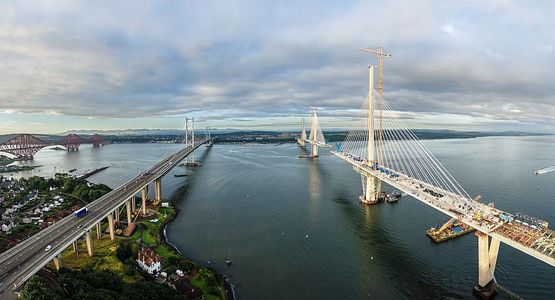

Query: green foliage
[121,281,183,300]
[58,268,181,299]
[61,268,123,295]
[0,155,14,166]
[20,276,62,300]
[123,259,137,276]
[26,176,49,190]
[165,255,194,274]
[116,240,134,262]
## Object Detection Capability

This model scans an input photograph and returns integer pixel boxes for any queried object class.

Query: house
[1,221,14,232]
[136,247,161,274]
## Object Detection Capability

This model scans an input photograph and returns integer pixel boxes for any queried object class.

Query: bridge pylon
[296,117,307,147]
[204,125,213,147]
[359,65,379,204]
[474,231,500,298]
[184,117,196,165]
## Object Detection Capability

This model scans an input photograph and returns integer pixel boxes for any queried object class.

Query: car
[77,224,83,229]
[45,245,52,252]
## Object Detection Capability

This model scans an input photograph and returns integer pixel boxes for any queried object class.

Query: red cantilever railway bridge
[0,133,105,160]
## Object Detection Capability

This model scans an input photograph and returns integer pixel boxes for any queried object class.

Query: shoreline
[159,198,236,300]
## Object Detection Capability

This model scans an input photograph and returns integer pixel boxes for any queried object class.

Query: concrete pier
[85,230,93,257]
[359,174,378,205]
[474,232,500,299]
[107,214,115,240]
[311,143,318,157]
[155,178,162,203]
[126,199,132,224]
[96,222,102,239]
[141,186,149,215]
[52,254,62,270]
[115,207,120,224]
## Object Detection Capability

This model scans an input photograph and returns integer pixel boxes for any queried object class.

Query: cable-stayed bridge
[331,63,555,296]
[0,119,212,299]
[297,108,330,158]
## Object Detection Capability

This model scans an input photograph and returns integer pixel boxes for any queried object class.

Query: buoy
[305,234,309,238]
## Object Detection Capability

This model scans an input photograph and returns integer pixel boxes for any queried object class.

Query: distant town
[0,174,111,252]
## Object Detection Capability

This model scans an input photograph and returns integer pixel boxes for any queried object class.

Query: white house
[1,221,14,232]
[136,248,161,274]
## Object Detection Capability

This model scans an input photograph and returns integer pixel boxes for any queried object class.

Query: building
[1,221,14,232]
[136,247,161,274]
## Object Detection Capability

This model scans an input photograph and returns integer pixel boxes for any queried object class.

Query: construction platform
[427,220,476,243]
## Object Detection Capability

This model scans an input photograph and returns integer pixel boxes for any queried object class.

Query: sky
[0,0,554,134]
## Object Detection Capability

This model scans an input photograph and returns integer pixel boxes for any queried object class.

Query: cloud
[0,0,554,132]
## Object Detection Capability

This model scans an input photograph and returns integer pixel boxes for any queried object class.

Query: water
[7,137,555,299]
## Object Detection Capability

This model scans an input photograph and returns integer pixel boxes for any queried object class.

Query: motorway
[0,139,210,298]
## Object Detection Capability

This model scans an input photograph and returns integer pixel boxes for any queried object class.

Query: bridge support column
[126,199,133,224]
[155,178,162,203]
[107,214,115,240]
[131,195,136,212]
[141,186,149,216]
[85,230,93,257]
[72,241,79,256]
[311,143,318,157]
[115,207,120,224]
[96,222,102,239]
[359,174,378,204]
[52,254,62,270]
[473,232,500,298]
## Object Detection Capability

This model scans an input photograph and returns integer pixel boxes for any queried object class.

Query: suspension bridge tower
[183,117,199,166]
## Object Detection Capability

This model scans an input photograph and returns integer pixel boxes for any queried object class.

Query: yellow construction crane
[359,47,391,197]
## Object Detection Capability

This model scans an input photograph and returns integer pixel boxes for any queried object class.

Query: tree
[20,276,61,300]
[116,240,133,262]
[122,281,182,300]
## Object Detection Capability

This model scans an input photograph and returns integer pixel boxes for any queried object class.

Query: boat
[174,174,188,177]
[386,195,399,203]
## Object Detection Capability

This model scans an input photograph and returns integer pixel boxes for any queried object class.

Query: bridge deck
[0,139,211,296]
[332,151,555,267]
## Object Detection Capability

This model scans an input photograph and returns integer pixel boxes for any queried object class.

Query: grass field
[52,204,227,299]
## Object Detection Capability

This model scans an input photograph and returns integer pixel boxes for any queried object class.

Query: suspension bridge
[326,49,555,297]
[0,119,212,299]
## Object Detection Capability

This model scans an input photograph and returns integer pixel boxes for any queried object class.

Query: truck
[75,207,88,218]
